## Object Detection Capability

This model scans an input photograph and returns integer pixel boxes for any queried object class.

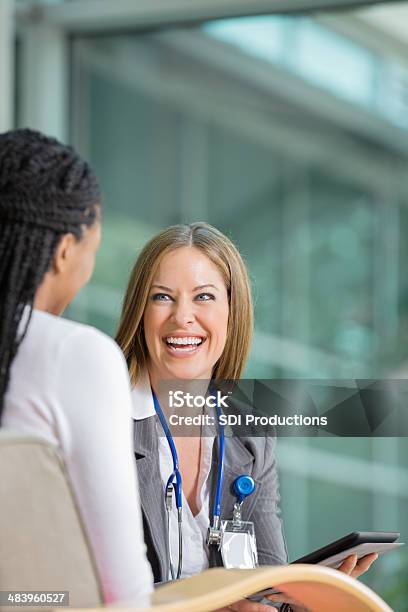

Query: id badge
[220,519,258,569]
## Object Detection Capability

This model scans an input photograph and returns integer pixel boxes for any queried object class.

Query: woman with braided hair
[0,129,153,604]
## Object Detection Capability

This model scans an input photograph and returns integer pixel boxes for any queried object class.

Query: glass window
[69,6,408,603]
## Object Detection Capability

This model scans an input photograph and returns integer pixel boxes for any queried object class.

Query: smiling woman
[115,223,291,595]
[116,222,377,611]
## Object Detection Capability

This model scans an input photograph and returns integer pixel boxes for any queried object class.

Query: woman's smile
[164,333,207,357]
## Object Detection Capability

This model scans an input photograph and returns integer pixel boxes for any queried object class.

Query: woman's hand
[337,552,378,578]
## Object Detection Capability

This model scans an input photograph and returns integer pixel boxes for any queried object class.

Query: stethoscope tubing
[152,390,225,522]
[152,388,226,580]
[153,392,183,509]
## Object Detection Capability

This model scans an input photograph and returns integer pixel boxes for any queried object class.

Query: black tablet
[292,531,402,567]
[248,531,403,605]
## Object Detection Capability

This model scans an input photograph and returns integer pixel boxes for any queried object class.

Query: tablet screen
[293,531,400,565]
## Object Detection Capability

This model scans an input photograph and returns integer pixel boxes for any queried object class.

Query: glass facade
[64,5,408,606]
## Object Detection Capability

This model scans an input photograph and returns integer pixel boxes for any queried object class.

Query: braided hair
[0,128,101,422]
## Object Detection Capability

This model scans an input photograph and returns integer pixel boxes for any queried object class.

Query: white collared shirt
[131,372,215,579]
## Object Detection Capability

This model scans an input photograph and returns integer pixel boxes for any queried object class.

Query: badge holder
[208,475,258,569]
[220,500,259,569]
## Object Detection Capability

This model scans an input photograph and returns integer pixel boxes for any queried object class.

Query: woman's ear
[52,233,77,274]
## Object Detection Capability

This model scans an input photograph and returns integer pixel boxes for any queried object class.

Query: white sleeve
[53,327,153,605]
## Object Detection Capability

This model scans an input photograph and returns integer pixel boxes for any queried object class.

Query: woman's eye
[151,293,172,302]
[195,293,215,301]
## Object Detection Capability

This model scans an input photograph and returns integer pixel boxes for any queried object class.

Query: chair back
[0,432,103,609]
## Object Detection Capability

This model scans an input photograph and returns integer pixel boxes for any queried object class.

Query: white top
[3,309,153,605]
[131,373,215,579]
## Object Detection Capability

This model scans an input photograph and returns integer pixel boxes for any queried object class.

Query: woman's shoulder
[22,310,127,388]
[34,312,133,420]
[31,309,121,359]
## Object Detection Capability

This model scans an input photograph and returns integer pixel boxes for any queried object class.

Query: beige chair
[0,432,394,612]
[0,432,102,610]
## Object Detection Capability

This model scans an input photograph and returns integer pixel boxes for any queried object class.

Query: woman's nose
[171,300,195,326]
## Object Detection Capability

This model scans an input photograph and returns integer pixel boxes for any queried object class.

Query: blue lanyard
[213,399,225,521]
[152,390,225,521]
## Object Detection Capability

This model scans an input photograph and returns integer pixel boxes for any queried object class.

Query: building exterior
[2,1,408,607]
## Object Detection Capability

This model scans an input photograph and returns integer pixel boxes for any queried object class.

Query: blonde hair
[116,222,253,385]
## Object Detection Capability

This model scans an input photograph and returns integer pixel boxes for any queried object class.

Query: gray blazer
[134,416,288,582]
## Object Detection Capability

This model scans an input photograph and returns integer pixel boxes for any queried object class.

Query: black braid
[0,128,101,423]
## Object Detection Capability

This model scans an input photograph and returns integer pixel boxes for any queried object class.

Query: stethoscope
[152,390,255,580]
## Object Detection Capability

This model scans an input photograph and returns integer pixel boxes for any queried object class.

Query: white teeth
[166,336,203,346]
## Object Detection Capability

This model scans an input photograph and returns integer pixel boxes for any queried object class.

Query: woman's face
[143,246,229,386]
[63,218,101,305]
[36,214,102,315]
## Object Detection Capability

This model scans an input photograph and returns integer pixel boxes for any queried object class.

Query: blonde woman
[116,222,376,611]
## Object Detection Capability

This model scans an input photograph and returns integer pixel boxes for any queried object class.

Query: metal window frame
[16,0,395,34]
[14,0,402,139]
[17,21,69,140]
[0,0,14,131]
